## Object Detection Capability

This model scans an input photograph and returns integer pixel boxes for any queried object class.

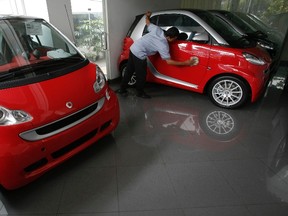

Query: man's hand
[145,11,152,26]
[189,56,199,66]
[166,57,199,66]
[146,11,152,18]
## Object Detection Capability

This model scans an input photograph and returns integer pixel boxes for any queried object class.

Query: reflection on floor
[1,65,288,216]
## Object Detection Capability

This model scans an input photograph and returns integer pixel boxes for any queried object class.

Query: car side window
[142,14,206,41]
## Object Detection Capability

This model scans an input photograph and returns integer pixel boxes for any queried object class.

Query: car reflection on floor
[0,200,7,215]
[119,85,250,153]
[267,79,288,203]
[143,101,246,151]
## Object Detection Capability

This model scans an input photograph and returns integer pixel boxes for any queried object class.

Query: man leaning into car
[117,11,199,99]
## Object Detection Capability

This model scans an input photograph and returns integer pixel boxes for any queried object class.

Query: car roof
[0,14,42,20]
[209,9,230,14]
[135,9,209,16]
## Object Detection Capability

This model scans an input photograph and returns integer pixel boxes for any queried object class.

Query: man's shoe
[116,88,128,96]
[136,91,151,99]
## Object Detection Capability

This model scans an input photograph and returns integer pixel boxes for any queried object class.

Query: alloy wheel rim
[212,80,243,107]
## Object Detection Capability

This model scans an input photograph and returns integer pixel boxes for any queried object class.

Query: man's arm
[144,10,198,67]
[145,11,152,26]
[166,57,199,66]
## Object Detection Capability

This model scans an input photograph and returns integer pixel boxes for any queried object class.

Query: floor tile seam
[129,134,167,140]
[154,140,170,165]
[116,163,182,211]
[181,204,255,216]
[160,160,245,208]
[181,203,256,209]
[115,164,121,214]
[159,159,248,167]
[57,210,119,215]
[210,159,248,206]
[115,163,169,169]
[160,158,259,164]
[117,208,186,215]
[114,158,267,169]
[57,165,119,173]
[209,158,262,163]
[161,162,181,202]
[54,202,288,215]
[55,166,119,214]
[55,174,69,215]
[81,165,118,169]
[240,144,268,160]
[212,158,287,206]
[244,202,288,207]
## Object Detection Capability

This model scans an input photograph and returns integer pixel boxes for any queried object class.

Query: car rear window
[145,14,202,40]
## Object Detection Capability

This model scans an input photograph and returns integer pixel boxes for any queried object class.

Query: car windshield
[0,17,86,87]
[193,10,255,48]
[234,12,271,36]
[220,11,258,34]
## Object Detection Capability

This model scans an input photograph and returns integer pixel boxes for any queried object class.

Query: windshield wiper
[0,72,15,81]
[0,56,85,82]
[0,62,54,81]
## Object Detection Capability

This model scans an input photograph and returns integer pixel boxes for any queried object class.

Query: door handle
[101,32,107,50]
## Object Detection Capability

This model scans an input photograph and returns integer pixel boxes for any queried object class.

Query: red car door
[147,39,210,92]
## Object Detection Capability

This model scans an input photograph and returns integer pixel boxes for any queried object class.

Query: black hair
[164,27,179,38]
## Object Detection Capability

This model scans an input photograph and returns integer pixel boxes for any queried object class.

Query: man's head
[165,27,179,42]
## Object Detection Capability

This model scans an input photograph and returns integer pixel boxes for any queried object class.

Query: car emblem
[66,102,73,109]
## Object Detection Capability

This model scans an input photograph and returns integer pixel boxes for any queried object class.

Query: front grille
[36,104,97,135]
[19,97,105,141]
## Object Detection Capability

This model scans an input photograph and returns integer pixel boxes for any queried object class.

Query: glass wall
[181,0,288,61]
[70,0,106,74]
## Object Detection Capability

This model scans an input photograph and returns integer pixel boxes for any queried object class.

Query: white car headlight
[0,106,32,126]
[93,65,107,93]
[243,52,265,66]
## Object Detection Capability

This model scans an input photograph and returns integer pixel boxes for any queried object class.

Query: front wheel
[120,63,136,86]
[208,76,249,109]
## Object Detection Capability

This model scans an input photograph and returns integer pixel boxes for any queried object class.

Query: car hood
[0,63,104,129]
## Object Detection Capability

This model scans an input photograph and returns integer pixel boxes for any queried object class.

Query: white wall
[23,0,49,21]
[46,0,75,43]
[105,0,181,79]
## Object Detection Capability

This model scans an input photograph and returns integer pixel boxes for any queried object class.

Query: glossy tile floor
[1,65,288,216]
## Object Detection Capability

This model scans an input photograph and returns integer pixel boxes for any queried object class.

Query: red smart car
[118,9,272,109]
[0,15,120,190]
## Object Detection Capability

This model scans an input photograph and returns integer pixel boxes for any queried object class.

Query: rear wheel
[208,76,248,109]
[120,63,136,86]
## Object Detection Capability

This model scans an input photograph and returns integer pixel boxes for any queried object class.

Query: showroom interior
[1,0,288,215]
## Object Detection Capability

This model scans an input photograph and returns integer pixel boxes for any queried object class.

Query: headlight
[243,52,265,66]
[93,65,106,93]
[0,106,32,126]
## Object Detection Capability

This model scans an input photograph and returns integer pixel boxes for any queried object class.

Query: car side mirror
[192,32,209,42]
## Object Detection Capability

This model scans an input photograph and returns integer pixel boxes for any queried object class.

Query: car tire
[208,76,248,109]
[120,63,136,86]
